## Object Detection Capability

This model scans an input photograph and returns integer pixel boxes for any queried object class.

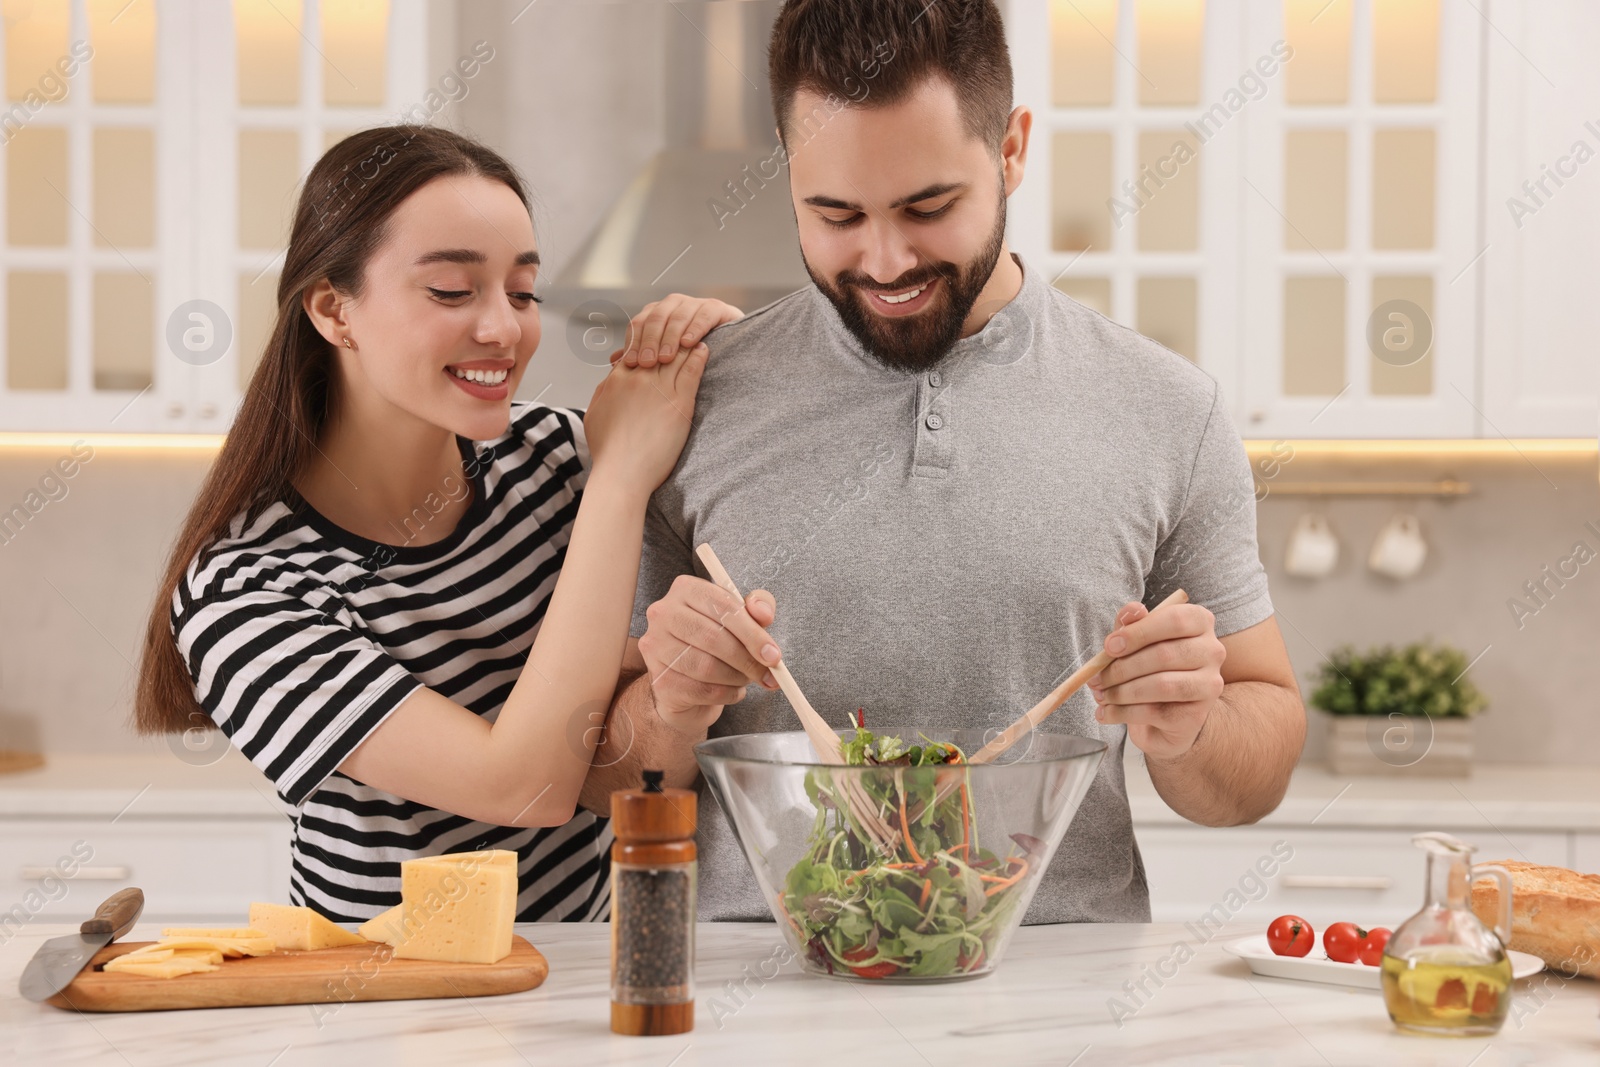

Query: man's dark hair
[768,0,1014,152]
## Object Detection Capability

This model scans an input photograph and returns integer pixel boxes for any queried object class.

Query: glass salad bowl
[695,726,1106,982]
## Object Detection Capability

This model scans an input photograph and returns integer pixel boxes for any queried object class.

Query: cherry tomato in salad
[1266,915,1315,958]
[1322,922,1366,964]
[958,945,987,972]
[842,944,899,979]
[1357,926,1392,966]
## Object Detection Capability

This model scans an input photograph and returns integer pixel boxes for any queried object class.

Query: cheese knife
[18,887,144,1002]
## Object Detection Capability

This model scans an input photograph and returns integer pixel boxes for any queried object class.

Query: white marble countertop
[1124,753,1600,830]
[7,750,1600,832]
[6,921,1597,1066]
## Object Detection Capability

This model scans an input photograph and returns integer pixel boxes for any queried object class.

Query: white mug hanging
[1285,512,1339,578]
[1369,513,1428,580]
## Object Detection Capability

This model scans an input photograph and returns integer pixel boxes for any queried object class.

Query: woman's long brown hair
[133,124,530,735]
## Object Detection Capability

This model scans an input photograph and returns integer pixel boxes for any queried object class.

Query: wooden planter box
[1324,714,1474,777]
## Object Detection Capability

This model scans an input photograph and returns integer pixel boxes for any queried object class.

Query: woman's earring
[342,337,353,349]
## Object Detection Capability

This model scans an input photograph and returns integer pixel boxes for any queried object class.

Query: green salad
[779,714,1037,979]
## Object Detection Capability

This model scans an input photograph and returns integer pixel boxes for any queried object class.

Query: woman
[133,124,744,922]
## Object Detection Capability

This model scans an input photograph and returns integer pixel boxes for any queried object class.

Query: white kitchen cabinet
[1573,833,1600,876]
[1479,0,1600,439]
[1136,823,1570,926]
[1127,757,1597,926]
[1236,0,1482,439]
[0,817,292,924]
[1005,0,1246,411]
[1003,0,1596,440]
[0,0,430,433]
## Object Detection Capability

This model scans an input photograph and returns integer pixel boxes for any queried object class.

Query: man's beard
[804,194,1008,374]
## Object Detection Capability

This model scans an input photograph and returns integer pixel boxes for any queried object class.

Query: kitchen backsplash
[0,436,1595,764]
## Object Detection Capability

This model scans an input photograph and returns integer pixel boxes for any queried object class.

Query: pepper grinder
[610,768,697,1036]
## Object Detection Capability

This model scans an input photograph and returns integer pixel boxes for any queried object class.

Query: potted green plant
[1308,641,1489,777]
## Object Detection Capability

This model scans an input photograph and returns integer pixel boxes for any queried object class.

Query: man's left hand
[1087,599,1227,761]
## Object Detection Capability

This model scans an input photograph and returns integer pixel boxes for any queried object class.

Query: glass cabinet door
[1008,0,1244,411]
[0,0,426,433]
[1,0,169,431]
[1007,0,1484,438]
[1240,0,1479,438]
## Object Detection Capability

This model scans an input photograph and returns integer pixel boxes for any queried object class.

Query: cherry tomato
[842,944,899,979]
[1436,977,1468,1010]
[1357,926,1392,966]
[1322,922,1366,964]
[1267,915,1315,958]
[958,945,987,972]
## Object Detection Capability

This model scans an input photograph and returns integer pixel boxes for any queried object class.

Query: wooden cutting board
[45,935,548,1012]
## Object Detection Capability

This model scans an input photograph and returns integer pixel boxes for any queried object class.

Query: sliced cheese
[392,849,517,964]
[357,902,405,947]
[119,946,177,961]
[104,927,275,981]
[104,954,218,978]
[125,943,227,964]
[151,940,270,966]
[248,902,367,951]
[141,934,275,958]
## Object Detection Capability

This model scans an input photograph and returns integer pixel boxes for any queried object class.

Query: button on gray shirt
[629,255,1275,924]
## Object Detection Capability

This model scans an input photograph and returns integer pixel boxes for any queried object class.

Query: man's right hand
[638,574,782,734]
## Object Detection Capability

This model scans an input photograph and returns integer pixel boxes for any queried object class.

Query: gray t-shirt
[629,254,1274,924]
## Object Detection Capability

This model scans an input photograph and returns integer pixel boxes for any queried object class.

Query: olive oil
[1381,833,1517,1037]
[1380,945,1512,1036]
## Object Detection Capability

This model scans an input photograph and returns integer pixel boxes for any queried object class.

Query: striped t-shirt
[171,402,612,923]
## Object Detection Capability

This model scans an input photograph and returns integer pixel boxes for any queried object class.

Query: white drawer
[1573,833,1600,874]
[0,818,293,925]
[1136,825,1570,928]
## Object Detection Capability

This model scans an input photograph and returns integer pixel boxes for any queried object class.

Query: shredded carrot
[776,890,804,935]
[919,878,932,908]
[983,857,1030,896]
[898,780,924,864]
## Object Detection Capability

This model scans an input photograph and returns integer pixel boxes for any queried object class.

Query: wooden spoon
[694,544,900,855]
[694,544,848,761]
[970,588,1189,765]
[927,589,1191,809]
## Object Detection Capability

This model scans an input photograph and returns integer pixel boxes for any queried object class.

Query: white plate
[1223,934,1546,990]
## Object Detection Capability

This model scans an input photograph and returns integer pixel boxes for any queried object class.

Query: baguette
[1470,859,1600,980]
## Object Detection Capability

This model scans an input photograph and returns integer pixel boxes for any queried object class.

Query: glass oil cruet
[1380,831,1515,1036]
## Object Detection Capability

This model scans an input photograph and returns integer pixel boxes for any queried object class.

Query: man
[580,0,1304,924]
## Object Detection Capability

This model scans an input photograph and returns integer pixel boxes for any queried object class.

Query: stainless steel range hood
[549,0,808,312]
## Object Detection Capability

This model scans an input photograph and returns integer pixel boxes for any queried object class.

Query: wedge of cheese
[248,902,367,951]
[357,902,405,947]
[392,849,518,964]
